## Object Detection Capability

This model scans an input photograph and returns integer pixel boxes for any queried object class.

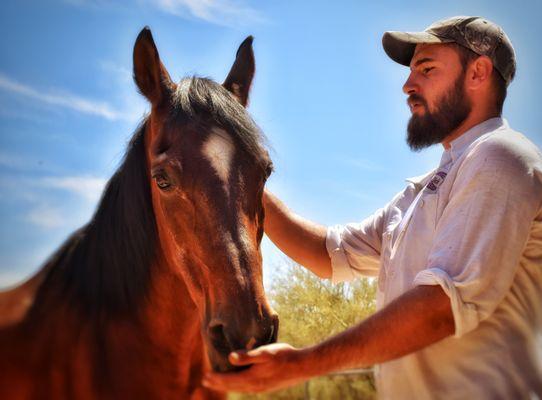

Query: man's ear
[223,36,255,107]
[133,27,173,106]
[466,55,493,90]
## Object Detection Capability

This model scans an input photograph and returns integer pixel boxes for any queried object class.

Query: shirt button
[419,199,425,208]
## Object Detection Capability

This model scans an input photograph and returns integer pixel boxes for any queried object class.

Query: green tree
[229,260,377,400]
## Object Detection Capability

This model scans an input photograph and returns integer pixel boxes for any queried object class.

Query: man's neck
[441,110,501,150]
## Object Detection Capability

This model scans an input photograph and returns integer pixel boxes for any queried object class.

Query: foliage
[229,260,377,400]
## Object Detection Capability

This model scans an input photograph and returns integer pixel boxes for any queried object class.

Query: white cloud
[39,176,107,202]
[0,73,132,121]
[0,172,106,228]
[63,0,264,26]
[99,60,133,83]
[150,0,264,26]
[25,204,67,229]
[1,172,107,203]
[21,176,106,231]
[98,60,148,122]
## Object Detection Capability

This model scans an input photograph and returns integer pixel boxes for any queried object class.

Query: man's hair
[452,44,507,115]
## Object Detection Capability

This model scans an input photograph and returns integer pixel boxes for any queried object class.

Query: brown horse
[0,28,277,399]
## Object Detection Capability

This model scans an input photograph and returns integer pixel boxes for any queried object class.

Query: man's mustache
[407,94,428,109]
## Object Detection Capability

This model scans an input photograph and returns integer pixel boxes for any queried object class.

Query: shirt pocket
[414,190,439,233]
[389,190,440,280]
[397,190,440,281]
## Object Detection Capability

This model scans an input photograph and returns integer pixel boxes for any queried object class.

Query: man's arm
[263,190,332,279]
[203,284,454,393]
[308,285,454,371]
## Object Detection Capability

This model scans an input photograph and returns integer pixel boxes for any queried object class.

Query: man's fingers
[229,348,271,365]
[229,351,253,366]
[203,344,302,393]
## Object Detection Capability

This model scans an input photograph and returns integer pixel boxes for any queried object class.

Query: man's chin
[406,117,437,151]
[410,106,427,116]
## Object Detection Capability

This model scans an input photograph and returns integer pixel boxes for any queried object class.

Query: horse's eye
[265,163,274,179]
[152,173,171,190]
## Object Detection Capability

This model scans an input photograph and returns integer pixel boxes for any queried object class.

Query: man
[204,16,542,399]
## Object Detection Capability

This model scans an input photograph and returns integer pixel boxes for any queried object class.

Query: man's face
[403,44,472,151]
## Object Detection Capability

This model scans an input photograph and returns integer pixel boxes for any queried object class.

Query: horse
[0,27,278,399]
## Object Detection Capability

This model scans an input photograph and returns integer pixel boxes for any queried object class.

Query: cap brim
[382,31,452,66]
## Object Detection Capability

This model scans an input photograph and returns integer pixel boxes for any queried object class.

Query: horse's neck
[97,258,208,397]
[141,257,201,351]
[0,257,209,399]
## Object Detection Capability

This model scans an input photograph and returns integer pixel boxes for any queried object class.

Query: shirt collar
[448,117,507,163]
[405,117,508,187]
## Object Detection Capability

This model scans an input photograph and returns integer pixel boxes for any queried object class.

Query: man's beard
[406,71,472,151]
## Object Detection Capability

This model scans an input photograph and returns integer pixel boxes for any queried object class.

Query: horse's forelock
[172,77,271,171]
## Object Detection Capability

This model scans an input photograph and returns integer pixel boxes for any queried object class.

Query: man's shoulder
[464,125,542,174]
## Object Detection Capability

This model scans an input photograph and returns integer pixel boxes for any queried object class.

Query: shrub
[229,260,377,400]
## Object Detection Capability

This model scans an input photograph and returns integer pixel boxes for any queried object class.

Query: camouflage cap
[382,16,516,85]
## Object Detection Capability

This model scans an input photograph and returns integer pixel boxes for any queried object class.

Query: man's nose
[402,72,418,95]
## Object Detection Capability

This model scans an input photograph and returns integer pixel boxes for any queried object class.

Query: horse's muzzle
[206,314,279,372]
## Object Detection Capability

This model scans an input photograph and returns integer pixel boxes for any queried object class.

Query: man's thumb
[229,348,271,366]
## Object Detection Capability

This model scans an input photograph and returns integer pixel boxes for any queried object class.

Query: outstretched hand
[202,343,316,393]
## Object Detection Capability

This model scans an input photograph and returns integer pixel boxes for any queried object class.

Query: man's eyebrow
[412,57,435,67]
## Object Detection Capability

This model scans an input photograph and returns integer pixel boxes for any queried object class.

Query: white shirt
[326,118,542,399]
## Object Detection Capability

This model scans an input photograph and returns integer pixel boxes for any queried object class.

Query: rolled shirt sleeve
[414,139,542,338]
[326,206,387,283]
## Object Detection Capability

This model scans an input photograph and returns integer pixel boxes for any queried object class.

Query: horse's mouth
[209,344,254,372]
[211,355,254,372]
[211,361,251,373]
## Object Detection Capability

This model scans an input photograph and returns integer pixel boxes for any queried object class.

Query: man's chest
[377,166,455,306]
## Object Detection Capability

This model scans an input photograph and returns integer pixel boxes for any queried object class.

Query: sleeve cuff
[413,268,480,338]
[326,225,358,284]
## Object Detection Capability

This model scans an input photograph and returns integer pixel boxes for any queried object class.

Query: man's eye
[152,173,171,190]
[422,67,434,75]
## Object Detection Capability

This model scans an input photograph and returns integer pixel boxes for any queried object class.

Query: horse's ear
[133,27,172,105]
[223,36,255,107]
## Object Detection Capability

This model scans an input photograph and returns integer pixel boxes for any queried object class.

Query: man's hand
[203,343,315,393]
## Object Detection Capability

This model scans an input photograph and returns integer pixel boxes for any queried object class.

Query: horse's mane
[35,121,158,317]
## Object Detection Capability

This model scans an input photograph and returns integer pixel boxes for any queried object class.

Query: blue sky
[1,0,541,288]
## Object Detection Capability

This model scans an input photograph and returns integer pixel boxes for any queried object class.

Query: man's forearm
[303,285,455,375]
[263,190,332,278]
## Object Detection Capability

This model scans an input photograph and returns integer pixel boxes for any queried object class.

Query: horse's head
[133,28,277,371]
